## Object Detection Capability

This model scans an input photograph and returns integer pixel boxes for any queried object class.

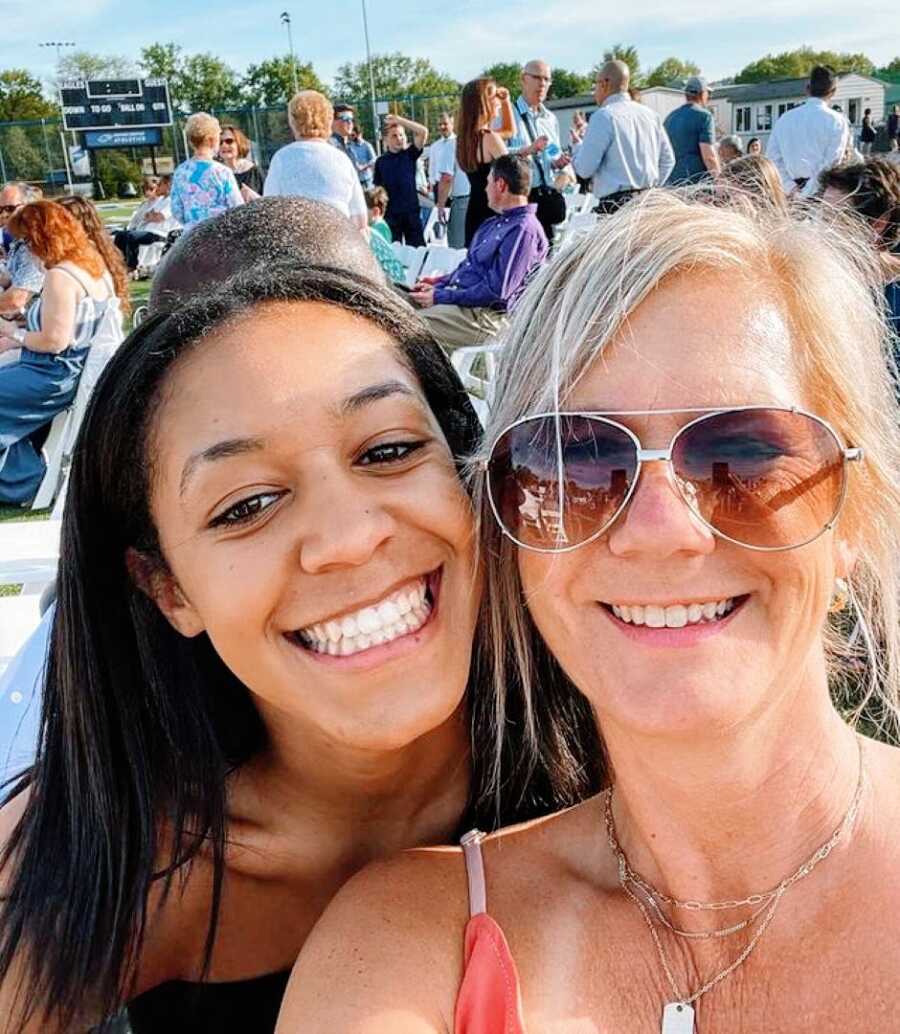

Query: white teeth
[294,577,432,658]
[609,597,738,628]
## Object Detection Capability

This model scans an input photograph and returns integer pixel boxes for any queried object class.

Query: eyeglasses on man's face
[525,73,552,84]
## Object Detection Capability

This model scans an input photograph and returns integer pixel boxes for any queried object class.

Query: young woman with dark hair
[0,263,600,1033]
[456,78,515,245]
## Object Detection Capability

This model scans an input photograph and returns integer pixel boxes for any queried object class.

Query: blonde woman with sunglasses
[278,190,900,1033]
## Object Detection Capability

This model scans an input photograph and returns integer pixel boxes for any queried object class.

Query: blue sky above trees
[12,0,900,90]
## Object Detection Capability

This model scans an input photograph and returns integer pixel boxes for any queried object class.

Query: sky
[9,0,900,92]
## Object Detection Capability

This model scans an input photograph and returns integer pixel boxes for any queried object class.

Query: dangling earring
[830,577,850,613]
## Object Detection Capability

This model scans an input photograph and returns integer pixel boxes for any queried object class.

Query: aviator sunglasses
[483,406,863,553]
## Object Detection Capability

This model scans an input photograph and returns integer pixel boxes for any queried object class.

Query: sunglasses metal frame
[482,405,863,555]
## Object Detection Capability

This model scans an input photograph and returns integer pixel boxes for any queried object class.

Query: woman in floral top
[171,112,244,231]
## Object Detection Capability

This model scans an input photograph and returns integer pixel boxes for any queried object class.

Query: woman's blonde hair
[288,90,333,140]
[718,154,789,215]
[185,112,220,150]
[474,189,900,802]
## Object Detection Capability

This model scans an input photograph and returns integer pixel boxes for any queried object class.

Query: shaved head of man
[521,59,552,108]
[594,59,630,106]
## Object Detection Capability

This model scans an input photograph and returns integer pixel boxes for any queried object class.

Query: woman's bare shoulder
[276,847,470,1033]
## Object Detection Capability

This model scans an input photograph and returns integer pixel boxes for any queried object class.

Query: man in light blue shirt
[509,59,568,240]
[572,60,675,210]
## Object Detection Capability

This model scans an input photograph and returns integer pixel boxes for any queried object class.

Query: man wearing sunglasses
[330,104,355,158]
[0,182,45,319]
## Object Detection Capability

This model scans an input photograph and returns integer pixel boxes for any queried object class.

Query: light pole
[39,40,76,72]
[360,0,379,151]
[280,12,300,96]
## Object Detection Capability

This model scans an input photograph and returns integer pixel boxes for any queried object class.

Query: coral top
[454,831,526,1034]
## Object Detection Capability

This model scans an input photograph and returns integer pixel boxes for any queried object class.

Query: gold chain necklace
[604,737,866,1033]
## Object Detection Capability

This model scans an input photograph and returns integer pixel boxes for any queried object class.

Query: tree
[549,68,593,99]
[333,53,458,102]
[879,57,900,77]
[57,51,135,85]
[644,57,700,89]
[594,45,641,85]
[140,43,241,112]
[2,125,44,179]
[736,48,875,83]
[480,62,522,97]
[241,56,324,107]
[0,69,58,122]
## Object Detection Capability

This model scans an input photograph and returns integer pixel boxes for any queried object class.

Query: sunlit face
[748,139,762,156]
[485,169,504,211]
[386,125,407,152]
[522,63,552,106]
[516,273,848,740]
[146,301,481,751]
[438,115,453,138]
[0,185,23,228]
[218,130,238,162]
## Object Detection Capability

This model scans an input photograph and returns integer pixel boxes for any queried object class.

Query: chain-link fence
[0,92,463,198]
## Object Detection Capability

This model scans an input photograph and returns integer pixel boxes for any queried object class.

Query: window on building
[848,98,861,124]
[756,104,773,131]
[735,106,751,132]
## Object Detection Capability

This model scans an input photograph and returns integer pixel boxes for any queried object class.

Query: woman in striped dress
[0,201,124,505]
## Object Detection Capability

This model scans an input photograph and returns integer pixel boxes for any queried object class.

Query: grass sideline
[0,199,149,529]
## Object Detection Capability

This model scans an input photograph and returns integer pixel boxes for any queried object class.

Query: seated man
[0,181,44,319]
[410,154,547,350]
[113,174,180,271]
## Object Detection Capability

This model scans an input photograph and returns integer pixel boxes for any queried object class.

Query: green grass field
[0,199,151,529]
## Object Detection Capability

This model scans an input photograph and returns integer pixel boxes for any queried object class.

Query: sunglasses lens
[488,416,637,550]
[672,410,845,549]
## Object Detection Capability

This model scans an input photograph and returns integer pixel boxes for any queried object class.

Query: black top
[464,133,493,247]
[127,970,291,1033]
[235,163,264,195]
[374,144,423,216]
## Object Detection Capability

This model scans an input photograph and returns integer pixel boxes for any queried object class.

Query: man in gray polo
[509,59,567,240]
[664,76,720,185]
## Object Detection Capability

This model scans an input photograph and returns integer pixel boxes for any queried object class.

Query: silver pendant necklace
[604,737,866,1034]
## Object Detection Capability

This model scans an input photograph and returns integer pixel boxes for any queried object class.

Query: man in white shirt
[113,174,181,270]
[428,112,470,249]
[767,66,855,198]
[572,60,674,212]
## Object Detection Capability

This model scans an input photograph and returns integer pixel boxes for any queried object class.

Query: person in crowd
[373,114,430,246]
[364,186,392,242]
[171,112,244,231]
[264,91,367,230]
[819,157,900,337]
[279,191,900,1034]
[349,124,377,189]
[747,136,762,156]
[218,123,264,200]
[717,153,789,215]
[56,195,131,318]
[428,112,470,250]
[0,182,44,318]
[767,65,854,198]
[0,201,123,505]
[572,60,675,211]
[410,155,547,350]
[456,78,515,246]
[859,108,876,156]
[0,263,599,1032]
[149,196,384,313]
[112,175,179,272]
[508,59,569,242]
[329,103,355,158]
[664,75,720,184]
[887,105,899,152]
[718,133,743,165]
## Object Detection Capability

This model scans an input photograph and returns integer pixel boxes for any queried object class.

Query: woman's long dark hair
[456,78,496,173]
[0,263,600,1029]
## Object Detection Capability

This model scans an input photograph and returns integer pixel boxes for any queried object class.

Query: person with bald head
[149,195,384,313]
[509,59,568,241]
[571,59,674,213]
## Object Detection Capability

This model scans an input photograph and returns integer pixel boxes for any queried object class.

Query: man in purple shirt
[410,154,547,350]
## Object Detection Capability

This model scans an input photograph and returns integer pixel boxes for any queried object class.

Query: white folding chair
[450,342,503,419]
[391,243,428,287]
[418,246,467,280]
[422,208,446,246]
[31,329,122,511]
[136,238,166,275]
[0,519,61,596]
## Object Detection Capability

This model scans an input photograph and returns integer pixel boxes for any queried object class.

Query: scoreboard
[60,78,173,132]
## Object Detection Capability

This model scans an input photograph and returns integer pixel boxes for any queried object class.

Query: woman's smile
[598,592,751,648]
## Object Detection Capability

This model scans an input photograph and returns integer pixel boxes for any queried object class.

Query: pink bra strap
[460,830,487,918]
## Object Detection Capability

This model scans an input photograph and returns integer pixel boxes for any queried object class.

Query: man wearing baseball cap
[664,75,720,184]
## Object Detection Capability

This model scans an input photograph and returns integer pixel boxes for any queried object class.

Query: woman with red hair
[0,200,123,504]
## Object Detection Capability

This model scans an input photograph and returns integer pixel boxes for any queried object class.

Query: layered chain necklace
[603,737,866,1034]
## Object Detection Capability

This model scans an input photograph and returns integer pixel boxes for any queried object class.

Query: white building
[547,86,688,142]
[711,73,888,147]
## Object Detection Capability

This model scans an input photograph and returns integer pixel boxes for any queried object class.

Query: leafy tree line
[2,44,899,125]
